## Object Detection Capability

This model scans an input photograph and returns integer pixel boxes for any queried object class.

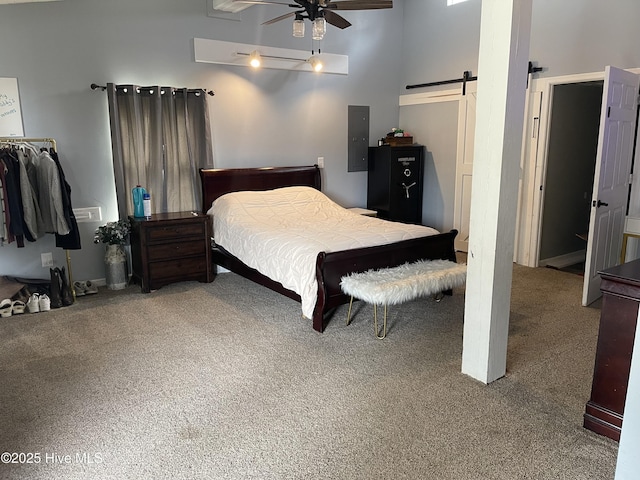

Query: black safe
[367,144,425,224]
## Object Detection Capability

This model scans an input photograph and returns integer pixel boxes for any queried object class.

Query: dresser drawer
[147,240,206,262]
[149,257,207,282]
[146,222,205,243]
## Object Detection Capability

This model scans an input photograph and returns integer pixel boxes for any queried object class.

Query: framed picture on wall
[0,77,25,137]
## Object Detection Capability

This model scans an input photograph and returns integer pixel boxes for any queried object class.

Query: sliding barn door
[453,83,477,252]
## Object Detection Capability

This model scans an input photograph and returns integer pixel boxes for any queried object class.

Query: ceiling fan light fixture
[249,50,261,68]
[308,55,323,72]
[312,17,326,41]
[293,16,305,38]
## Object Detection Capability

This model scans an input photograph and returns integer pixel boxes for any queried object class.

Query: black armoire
[367,144,425,224]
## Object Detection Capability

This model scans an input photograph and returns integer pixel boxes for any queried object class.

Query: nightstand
[129,212,213,293]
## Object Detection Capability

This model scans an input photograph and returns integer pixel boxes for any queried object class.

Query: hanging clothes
[0,147,31,246]
[50,149,80,250]
[15,146,44,239]
[0,158,11,245]
[0,141,79,249]
[22,146,70,235]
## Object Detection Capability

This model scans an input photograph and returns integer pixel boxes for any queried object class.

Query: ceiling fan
[232,0,393,33]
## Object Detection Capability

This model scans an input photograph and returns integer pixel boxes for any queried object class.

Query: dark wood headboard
[199,165,322,213]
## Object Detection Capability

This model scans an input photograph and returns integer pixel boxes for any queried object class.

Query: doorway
[538,81,604,273]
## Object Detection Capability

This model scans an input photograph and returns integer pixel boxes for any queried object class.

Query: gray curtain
[107,84,214,219]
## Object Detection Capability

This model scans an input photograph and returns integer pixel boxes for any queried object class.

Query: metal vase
[105,244,127,290]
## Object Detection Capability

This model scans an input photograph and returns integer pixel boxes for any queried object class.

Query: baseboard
[539,250,586,269]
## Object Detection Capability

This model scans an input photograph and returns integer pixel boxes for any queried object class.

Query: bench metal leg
[346,296,354,325]
[374,304,388,339]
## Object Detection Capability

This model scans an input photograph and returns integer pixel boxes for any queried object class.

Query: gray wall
[399,0,640,234]
[399,101,458,231]
[402,0,640,86]
[0,0,404,281]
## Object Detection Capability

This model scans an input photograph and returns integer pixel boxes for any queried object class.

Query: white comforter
[208,186,439,319]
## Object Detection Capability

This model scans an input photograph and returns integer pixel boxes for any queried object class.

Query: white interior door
[453,83,477,252]
[517,89,543,266]
[582,66,640,306]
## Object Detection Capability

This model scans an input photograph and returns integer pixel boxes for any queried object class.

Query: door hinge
[607,106,611,118]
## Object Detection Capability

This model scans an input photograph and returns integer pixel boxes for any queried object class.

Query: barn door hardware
[405,70,477,95]
[405,61,545,95]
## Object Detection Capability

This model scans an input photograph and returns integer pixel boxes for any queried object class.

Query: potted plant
[94,219,130,290]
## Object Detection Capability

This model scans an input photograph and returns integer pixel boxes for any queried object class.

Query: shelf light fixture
[237,50,307,67]
[237,50,324,73]
[308,55,324,72]
[249,50,261,68]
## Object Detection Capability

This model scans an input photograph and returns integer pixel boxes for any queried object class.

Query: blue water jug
[132,185,147,218]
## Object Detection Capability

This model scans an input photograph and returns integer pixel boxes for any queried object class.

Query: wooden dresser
[584,259,640,441]
[129,212,213,293]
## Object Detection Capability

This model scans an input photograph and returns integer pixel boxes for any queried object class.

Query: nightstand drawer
[149,257,207,282]
[147,240,206,262]
[147,223,205,242]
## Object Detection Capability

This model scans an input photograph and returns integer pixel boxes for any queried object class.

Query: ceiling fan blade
[261,11,297,25]
[324,0,393,10]
[323,9,351,29]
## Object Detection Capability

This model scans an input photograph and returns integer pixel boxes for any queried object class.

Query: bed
[200,165,458,332]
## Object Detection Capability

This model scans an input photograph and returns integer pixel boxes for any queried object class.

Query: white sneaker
[39,294,51,312]
[26,293,40,313]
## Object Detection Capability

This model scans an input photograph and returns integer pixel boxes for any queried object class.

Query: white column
[461,0,532,383]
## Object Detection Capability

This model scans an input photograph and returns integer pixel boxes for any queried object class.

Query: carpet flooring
[0,264,617,479]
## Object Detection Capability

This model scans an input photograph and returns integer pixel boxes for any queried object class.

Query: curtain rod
[405,62,543,94]
[90,83,215,96]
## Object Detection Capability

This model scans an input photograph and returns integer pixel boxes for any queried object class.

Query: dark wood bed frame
[200,165,458,333]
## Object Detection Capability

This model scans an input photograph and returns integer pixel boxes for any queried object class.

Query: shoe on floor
[0,299,13,318]
[84,280,98,294]
[11,286,31,304]
[74,280,98,296]
[39,294,51,312]
[73,281,86,296]
[11,300,26,315]
[26,293,40,313]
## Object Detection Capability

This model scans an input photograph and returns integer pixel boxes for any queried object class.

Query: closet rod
[0,137,57,151]
[90,83,215,96]
[0,136,75,300]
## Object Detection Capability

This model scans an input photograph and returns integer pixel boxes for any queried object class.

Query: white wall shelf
[194,38,348,75]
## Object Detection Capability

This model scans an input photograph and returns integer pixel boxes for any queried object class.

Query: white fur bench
[340,259,467,338]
